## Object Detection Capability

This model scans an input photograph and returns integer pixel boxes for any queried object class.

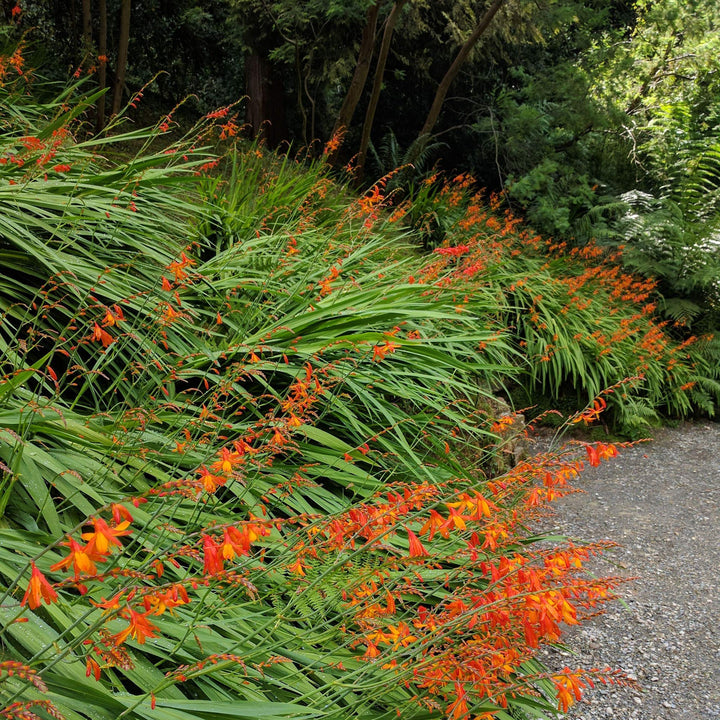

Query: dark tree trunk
[245,53,288,148]
[355,0,407,180]
[82,0,92,49]
[327,2,380,162]
[96,0,107,131]
[111,0,131,117]
[412,0,505,160]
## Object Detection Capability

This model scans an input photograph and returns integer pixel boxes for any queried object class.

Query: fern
[611,189,720,331]
[367,129,446,185]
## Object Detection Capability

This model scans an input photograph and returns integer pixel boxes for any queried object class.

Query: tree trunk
[82,0,92,49]
[96,0,107,131]
[245,53,288,148]
[327,2,380,162]
[111,0,131,117]
[412,0,505,160]
[356,0,407,180]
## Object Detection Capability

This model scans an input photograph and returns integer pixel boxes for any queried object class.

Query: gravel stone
[535,422,720,719]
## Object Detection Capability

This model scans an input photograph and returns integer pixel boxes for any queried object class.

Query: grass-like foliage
[0,47,714,720]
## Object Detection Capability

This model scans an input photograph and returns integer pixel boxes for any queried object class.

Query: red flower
[406,528,429,558]
[21,563,58,609]
[202,534,224,575]
[111,503,133,524]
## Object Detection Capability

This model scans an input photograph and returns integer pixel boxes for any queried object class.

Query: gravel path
[537,422,720,720]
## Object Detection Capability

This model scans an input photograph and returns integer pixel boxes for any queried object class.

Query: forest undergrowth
[1,46,719,720]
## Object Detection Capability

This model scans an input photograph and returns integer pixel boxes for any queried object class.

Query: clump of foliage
[1,46,715,720]
[403,174,720,433]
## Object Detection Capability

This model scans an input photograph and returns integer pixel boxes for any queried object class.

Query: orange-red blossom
[572,397,607,425]
[372,341,401,362]
[553,669,590,712]
[49,537,103,579]
[143,585,190,616]
[585,442,618,468]
[102,304,124,327]
[166,251,195,282]
[21,563,58,609]
[81,517,132,556]
[91,322,114,348]
[112,607,159,645]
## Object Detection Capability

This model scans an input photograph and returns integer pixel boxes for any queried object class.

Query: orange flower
[323,131,343,156]
[585,442,617,467]
[372,341,401,362]
[468,492,494,520]
[198,466,226,494]
[91,322,114,348]
[102,305,125,327]
[447,491,494,520]
[113,607,159,645]
[248,516,271,540]
[406,528,429,558]
[419,509,449,540]
[49,538,102,579]
[597,442,618,461]
[288,557,307,576]
[21,563,58,609]
[446,505,467,530]
[572,397,607,425]
[220,527,244,560]
[166,251,195,282]
[86,657,101,681]
[553,670,587,712]
[446,682,469,720]
[89,591,127,612]
[490,415,515,433]
[111,503,133,524]
[161,303,183,325]
[143,585,189,616]
[363,640,381,659]
[211,447,244,476]
[385,622,416,649]
[81,517,132,556]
